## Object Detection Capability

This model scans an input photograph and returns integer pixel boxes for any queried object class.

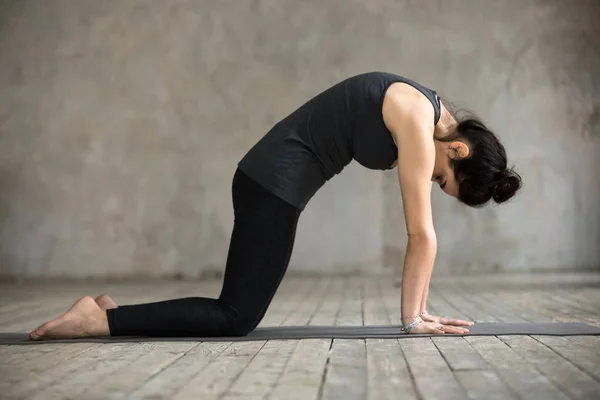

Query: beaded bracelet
[401,316,423,333]
[400,311,428,320]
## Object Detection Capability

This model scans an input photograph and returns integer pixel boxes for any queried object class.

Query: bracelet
[400,311,428,320]
[401,316,423,333]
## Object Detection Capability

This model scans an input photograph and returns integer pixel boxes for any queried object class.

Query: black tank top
[237,72,441,210]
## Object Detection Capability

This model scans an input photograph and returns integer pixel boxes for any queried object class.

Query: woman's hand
[408,321,470,335]
[421,314,474,327]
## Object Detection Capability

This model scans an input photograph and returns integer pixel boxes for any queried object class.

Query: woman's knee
[218,302,262,336]
[226,322,256,337]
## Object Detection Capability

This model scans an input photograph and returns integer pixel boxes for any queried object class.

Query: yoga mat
[1,323,599,344]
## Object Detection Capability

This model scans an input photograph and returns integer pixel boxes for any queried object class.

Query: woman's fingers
[423,325,445,334]
[421,315,474,327]
[440,325,469,334]
[407,322,470,335]
[440,318,474,326]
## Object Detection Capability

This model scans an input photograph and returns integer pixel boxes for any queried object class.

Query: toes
[94,294,117,310]
[29,325,51,340]
[32,321,56,339]
[30,308,74,339]
[94,294,108,303]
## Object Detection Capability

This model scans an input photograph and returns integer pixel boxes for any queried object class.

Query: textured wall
[0,0,598,279]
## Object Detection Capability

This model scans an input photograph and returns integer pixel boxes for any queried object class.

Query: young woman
[29,72,521,340]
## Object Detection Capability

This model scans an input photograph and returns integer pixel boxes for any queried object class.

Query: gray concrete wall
[0,0,598,279]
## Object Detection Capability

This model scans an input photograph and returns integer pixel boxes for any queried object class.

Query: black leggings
[106,168,301,336]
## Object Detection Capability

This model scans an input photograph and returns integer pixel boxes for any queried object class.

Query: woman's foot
[94,294,118,310]
[29,296,110,340]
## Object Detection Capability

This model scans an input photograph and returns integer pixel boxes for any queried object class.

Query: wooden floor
[1,272,599,400]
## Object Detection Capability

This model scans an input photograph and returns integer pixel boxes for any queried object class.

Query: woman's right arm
[382,84,468,335]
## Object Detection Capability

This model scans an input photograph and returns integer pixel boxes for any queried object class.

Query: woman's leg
[30,168,301,339]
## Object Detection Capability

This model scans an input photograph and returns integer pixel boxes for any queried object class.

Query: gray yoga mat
[1,323,599,344]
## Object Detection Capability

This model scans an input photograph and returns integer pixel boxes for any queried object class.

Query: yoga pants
[106,168,301,336]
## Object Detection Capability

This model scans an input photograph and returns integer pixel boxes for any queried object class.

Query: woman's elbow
[407,230,437,245]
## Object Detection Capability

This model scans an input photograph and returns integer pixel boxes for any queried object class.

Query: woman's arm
[382,84,469,334]
[383,87,437,322]
[421,273,431,314]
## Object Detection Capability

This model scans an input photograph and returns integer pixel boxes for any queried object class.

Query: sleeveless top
[237,72,441,210]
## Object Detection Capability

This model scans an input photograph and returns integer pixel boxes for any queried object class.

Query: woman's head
[432,110,522,207]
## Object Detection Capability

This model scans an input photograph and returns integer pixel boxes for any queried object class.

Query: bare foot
[29,296,110,340]
[94,294,118,311]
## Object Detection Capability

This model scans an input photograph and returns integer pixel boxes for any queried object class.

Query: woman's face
[432,140,469,198]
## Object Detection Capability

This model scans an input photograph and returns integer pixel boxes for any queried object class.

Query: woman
[29,72,521,340]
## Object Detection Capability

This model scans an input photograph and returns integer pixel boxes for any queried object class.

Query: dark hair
[435,110,522,207]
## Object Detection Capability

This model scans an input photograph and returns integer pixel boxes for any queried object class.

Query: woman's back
[237,71,441,210]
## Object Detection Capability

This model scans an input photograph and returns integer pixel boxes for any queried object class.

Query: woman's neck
[434,102,458,138]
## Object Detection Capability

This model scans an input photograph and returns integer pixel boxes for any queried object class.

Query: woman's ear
[450,141,470,159]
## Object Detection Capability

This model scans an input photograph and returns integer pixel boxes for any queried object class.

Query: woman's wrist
[401,316,423,332]
[400,310,428,321]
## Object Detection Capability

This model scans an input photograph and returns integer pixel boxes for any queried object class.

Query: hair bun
[492,169,522,203]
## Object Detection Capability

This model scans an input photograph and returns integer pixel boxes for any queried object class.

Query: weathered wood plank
[568,288,600,315]
[430,337,489,371]
[173,276,313,399]
[531,335,600,382]
[480,289,553,323]
[363,278,390,325]
[397,338,468,400]
[465,336,569,400]
[0,342,100,397]
[79,342,198,399]
[503,288,599,326]
[335,277,364,326]
[2,275,600,400]
[3,344,145,399]
[454,370,517,400]
[167,341,265,400]
[259,277,314,327]
[425,289,470,322]
[220,340,297,399]
[431,283,499,323]
[565,335,600,347]
[499,335,600,399]
[309,278,344,326]
[31,343,195,400]
[268,279,333,400]
[320,277,368,400]
[364,278,418,400]
[220,279,327,399]
[453,283,530,323]
[365,338,417,400]
[550,289,599,315]
[321,339,368,400]
[1,342,70,365]
[283,278,331,326]
[377,279,400,324]
[269,339,331,400]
